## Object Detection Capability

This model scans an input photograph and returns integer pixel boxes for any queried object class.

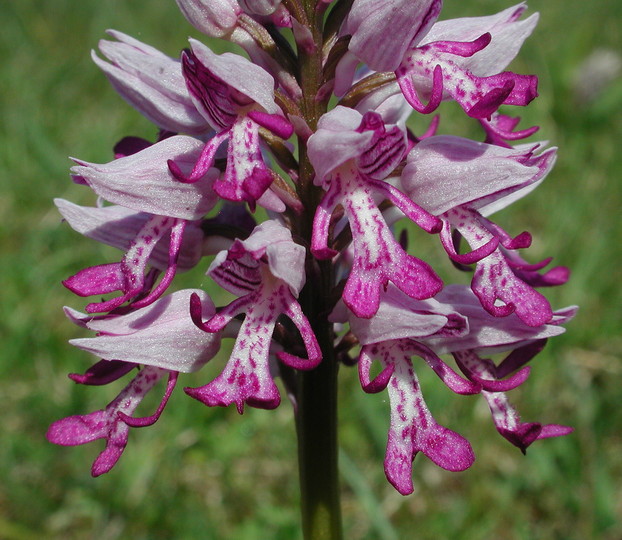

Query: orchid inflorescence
[49,0,575,501]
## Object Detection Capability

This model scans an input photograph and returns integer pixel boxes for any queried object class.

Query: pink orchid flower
[308,106,443,318]
[186,220,321,412]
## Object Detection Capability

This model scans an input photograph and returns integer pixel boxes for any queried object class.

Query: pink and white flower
[186,220,321,412]
[308,106,442,318]
[349,284,575,494]
[65,136,219,313]
[167,40,293,211]
[338,2,539,139]
[401,135,565,326]
[47,289,222,475]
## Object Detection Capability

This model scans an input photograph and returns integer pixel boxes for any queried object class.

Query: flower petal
[71,136,219,219]
[344,0,442,72]
[69,289,221,373]
[189,39,280,116]
[94,31,209,133]
[401,136,555,216]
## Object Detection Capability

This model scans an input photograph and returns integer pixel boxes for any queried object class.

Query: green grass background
[1,0,621,538]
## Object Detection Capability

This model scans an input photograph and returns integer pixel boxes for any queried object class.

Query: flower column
[294,1,342,538]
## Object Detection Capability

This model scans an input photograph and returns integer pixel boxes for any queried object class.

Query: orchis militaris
[51,0,575,536]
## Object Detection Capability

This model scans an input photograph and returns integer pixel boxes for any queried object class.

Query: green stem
[295,310,342,540]
[294,1,343,538]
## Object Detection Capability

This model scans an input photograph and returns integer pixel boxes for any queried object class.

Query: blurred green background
[1,0,621,538]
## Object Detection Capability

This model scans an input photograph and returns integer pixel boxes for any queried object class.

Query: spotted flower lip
[47,366,178,476]
[186,220,321,413]
[454,348,573,453]
[359,339,476,495]
[93,31,210,134]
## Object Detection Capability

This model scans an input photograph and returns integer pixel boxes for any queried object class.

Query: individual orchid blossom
[65,136,219,313]
[400,135,564,326]
[186,220,321,413]
[47,289,222,475]
[308,106,443,318]
[453,348,574,452]
[348,284,575,494]
[348,284,479,495]
[167,39,293,211]
[52,0,574,534]
[338,1,539,139]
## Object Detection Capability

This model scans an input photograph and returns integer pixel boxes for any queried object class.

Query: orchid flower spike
[52,0,575,505]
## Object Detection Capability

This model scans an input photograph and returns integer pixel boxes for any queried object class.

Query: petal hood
[401,136,556,216]
[71,135,219,220]
[68,289,221,373]
[94,31,209,134]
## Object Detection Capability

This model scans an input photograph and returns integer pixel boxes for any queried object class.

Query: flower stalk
[296,304,342,539]
[295,3,343,533]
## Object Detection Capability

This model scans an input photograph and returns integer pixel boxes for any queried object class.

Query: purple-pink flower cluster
[50,0,575,495]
